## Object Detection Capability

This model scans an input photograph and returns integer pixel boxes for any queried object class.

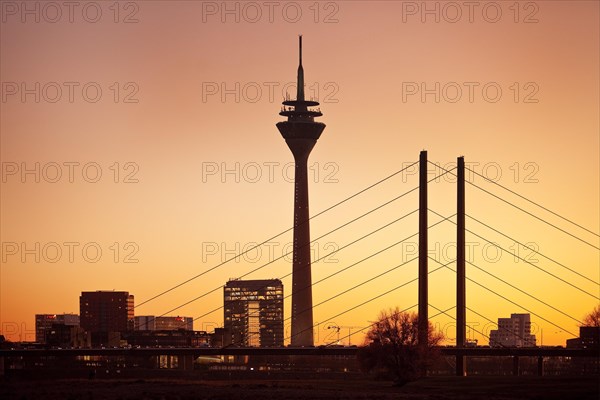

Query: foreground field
[1,376,598,400]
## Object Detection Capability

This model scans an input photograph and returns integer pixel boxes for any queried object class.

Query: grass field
[1,376,599,400]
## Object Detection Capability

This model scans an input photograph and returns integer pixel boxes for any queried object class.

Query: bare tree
[357,307,443,385]
[582,305,600,327]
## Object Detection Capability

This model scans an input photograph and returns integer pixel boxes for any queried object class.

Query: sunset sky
[1,1,598,346]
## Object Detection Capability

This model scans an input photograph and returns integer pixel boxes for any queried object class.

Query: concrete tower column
[418,150,428,353]
[456,156,466,376]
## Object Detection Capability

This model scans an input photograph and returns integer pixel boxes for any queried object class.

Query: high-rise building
[134,316,193,331]
[489,313,536,347]
[224,279,283,347]
[35,314,79,343]
[79,291,134,343]
[276,36,325,347]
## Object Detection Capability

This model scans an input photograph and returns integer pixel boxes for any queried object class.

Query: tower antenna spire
[299,34,302,66]
[297,35,305,102]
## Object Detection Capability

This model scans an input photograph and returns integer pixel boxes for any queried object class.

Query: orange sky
[1,1,598,346]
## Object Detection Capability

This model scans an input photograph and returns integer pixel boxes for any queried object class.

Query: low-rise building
[134,316,193,331]
[35,314,80,344]
[489,313,536,347]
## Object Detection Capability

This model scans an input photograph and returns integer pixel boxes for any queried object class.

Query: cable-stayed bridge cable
[428,161,599,250]
[429,208,599,300]
[136,160,420,310]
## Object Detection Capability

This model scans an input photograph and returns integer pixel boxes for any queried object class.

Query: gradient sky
[1,1,598,346]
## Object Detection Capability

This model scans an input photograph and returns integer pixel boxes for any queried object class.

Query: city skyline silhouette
[2,3,598,397]
[1,2,598,354]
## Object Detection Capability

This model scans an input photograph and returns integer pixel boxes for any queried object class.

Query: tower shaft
[288,139,316,346]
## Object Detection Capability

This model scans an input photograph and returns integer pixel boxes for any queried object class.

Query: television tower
[276,36,326,347]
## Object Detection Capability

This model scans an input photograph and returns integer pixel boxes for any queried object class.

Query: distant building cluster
[34,291,197,348]
[489,313,536,348]
[32,281,285,349]
[31,288,596,351]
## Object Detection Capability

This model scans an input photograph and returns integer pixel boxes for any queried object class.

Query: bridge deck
[1,347,597,358]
